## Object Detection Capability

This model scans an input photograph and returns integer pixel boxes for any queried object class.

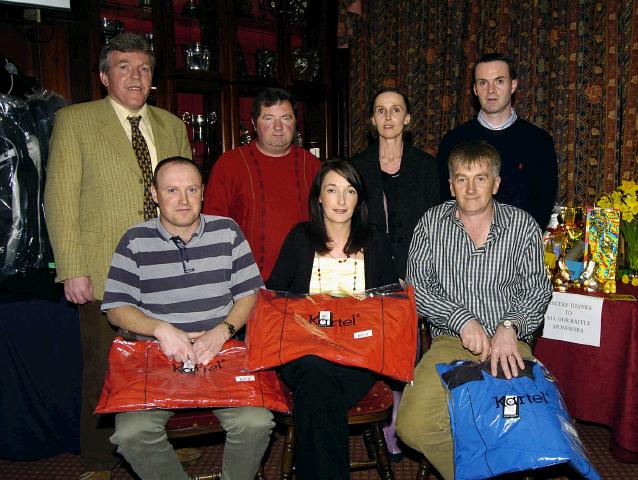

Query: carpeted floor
[1,421,636,479]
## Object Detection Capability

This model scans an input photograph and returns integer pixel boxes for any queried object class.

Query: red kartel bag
[95,338,289,414]
[246,284,418,382]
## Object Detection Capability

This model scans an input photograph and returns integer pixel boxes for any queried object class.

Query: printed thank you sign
[542,292,603,347]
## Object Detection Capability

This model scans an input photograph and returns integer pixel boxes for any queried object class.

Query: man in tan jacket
[44,33,191,480]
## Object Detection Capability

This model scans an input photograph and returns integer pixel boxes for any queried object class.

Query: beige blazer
[44,98,192,299]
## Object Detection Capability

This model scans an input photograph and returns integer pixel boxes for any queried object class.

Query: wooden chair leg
[255,465,266,480]
[370,421,394,480]
[280,424,296,480]
[362,426,378,461]
[416,454,430,480]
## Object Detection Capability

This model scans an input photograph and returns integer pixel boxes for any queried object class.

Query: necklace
[327,252,350,263]
[315,253,358,294]
[379,142,403,167]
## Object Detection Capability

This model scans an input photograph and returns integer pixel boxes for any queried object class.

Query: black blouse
[266,223,399,294]
[351,142,440,278]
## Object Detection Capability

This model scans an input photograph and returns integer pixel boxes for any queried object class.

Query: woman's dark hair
[307,159,371,255]
[368,87,412,117]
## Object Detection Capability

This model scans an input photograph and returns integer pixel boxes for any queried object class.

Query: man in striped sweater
[396,141,553,480]
[101,157,274,480]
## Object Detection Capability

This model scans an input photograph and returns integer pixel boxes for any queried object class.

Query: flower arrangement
[597,179,638,275]
[597,180,638,221]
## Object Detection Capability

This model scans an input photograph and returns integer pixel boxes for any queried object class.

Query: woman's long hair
[307,160,372,255]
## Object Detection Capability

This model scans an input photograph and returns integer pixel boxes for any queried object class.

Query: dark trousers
[279,355,376,480]
[79,301,118,471]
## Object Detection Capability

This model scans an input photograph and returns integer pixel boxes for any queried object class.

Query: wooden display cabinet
[81,0,339,179]
[229,0,333,157]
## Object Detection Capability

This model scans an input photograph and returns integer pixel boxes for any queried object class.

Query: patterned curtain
[339,0,638,206]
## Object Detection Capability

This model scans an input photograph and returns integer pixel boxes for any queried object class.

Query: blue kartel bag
[435,359,600,480]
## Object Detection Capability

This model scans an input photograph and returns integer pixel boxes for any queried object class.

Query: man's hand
[64,276,95,304]
[192,324,231,366]
[490,325,525,379]
[459,319,491,361]
[153,322,204,364]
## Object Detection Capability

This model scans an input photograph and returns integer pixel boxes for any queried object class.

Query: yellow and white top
[309,254,365,296]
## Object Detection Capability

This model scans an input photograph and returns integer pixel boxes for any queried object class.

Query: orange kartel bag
[245,285,418,382]
[95,338,289,414]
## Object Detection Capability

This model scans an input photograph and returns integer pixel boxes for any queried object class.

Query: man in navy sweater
[436,53,558,230]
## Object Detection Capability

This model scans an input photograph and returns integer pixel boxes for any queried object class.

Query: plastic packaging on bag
[95,337,289,414]
[436,359,601,480]
[25,89,66,173]
[0,91,64,282]
[0,94,40,279]
[245,284,418,382]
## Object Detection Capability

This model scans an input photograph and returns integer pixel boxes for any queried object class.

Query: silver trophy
[182,0,199,17]
[101,18,124,44]
[182,111,218,142]
[256,49,276,79]
[183,43,210,71]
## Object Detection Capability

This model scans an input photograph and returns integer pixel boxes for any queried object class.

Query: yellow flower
[611,190,623,207]
[597,196,611,209]
[620,180,638,196]
[597,179,638,225]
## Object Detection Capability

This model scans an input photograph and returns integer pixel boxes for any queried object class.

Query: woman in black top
[267,160,398,480]
[351,87,440,279]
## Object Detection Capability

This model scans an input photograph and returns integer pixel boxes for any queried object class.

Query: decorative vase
[621,219,638,272]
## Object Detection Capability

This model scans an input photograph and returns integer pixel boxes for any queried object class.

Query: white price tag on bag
[354,329,373,339]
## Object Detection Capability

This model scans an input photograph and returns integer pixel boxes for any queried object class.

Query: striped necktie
[128,115,157,220]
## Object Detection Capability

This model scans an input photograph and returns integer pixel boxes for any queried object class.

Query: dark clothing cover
[0,91,62,283]
[351,143,439,278]
[0,94,41,280]
[266,222,398,293]
[436,117,558,230]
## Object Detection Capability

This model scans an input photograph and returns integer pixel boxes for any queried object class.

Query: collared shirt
[101,214,264,332]
[406,200,552,340]
[477,107,518,131]
[108,96,159,169]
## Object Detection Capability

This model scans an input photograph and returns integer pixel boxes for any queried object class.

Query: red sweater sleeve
[203,152,234,216]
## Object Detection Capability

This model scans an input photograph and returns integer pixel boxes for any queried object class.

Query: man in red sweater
[203,88,320,281]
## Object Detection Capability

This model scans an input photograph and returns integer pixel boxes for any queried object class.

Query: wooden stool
[275,380,395,480]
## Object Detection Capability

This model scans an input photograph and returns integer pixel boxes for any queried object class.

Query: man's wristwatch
[222,320,236,338]
[498,319,518,334]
